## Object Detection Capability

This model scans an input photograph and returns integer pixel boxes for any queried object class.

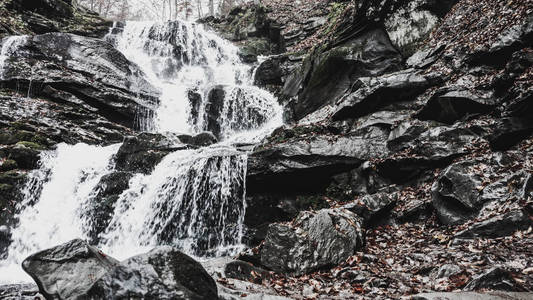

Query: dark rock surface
[0,33,158,129]
[86,246,218,300]
[0,0,113,38]
[411,292,533,300]
[464,267,523,292]
[286,27,403,121]
[260,208,363,275]
[22,239,118,299]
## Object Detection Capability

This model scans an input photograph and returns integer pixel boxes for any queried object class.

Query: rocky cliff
[0,0,532,299]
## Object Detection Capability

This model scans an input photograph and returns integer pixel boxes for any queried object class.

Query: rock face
[260,208,363,275]
[331,69,438,121]
[21,239,119,300]
[1,0,113,38]
[0,33,158,129]
[285,27,403,121]
[86,246,218,300]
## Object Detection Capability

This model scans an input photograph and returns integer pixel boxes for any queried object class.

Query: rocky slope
[218,0,533,298]
[0,0,532,299]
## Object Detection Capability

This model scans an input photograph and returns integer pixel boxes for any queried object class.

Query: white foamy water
[0,35,27,80]
[0,19,283,283]
[0,143,120,283]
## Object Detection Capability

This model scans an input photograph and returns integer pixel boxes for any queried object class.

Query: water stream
[0,20,282,283]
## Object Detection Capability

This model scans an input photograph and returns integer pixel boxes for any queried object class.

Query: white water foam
[0,143,120,283]
[0,36,27,80]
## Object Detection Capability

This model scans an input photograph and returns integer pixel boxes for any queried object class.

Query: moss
[0,170,26,184]
[0,159,17,172]
[16,141,46,150]
[0,183,13,194]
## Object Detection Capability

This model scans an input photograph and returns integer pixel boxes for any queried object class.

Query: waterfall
[100,147,247,259]
[0,36,28,80]
[0,143,120,283]
[0,20,282,283]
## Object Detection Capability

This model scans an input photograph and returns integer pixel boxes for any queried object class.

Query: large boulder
[284,27,403,120]
[332,69,437,121]
[85,246,218,300]
[455,209,532,239]
[21,239,119,300]
[0,33,158,129]
[412,292,533,300]
[260,208,364,275]
[247,124,390,193]
[431,160,485,225]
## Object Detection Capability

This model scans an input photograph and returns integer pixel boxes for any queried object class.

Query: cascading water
[0,20,282,283]
[0,36,27,80]
[0,143,121,282]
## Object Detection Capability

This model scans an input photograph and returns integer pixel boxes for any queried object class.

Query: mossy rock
[16,141,47,150]
[0,159,18,172]
[0,183,14,194]
[0,170,26,184]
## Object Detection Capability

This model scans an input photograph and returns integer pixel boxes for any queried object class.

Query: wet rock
[0,144,41,169]
[417,88,498,124]
[332,69,437,121]
[115,133,186,174]
[3,0,113,38]
[464,267,523,292]
[260,208,364,275]
[286,27,403,120]
[0,94,131,146]
[205,85,270,139]
[412,292,533,300]
[85,246,218,300]
[178,131,218,147]
[455,209,532,239]
[85,171,133,243]
[431,160,484,225]
[407,45,446,69]
[0,284,41,300]
[254,57,283,86]
[1,33,158,129]
[247,125,390,193]
[21,239,119,300]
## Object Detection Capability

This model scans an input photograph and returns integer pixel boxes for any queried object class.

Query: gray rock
[455,209,532,239]
[332,69,437,121]
[85,246,218,299]
[411,292,533,300]
[260,208,364,275]
[0,33,158,129]
[432,264,462,279]
[21,239,119,300]
[285,28,403,120]
[432,160,484,225]
[344,192,397,224]
[464,268,522,292]
[247,125,390,193]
